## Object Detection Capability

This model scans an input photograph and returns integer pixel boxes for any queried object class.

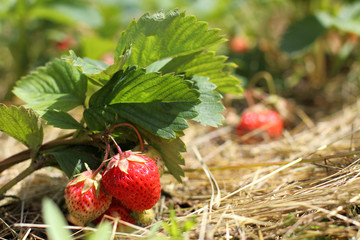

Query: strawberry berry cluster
[64,124,163,228]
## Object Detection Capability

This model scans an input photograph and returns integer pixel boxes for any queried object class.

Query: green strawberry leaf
[115,9,225,69]
[42,198,72,240]
[150,136,186,183]
[146,58,173,73]
[13,58,87,114]
[65,48,131,86]
[84,67,200,139]
[163,51,242,94]
[50,146,101,178]
[280,14,327,55]
[0,105,43,151]
[42,110,84,130]
[190,76,225,127]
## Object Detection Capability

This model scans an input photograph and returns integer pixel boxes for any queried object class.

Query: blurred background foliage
[1,0,360,115]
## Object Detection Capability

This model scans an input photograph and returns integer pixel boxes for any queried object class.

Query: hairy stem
[248,71,276,96]
[108,123,144,152]
[92,137,110,178]
[0,150,31,173]
[0,155,47,199]
[0,133,99,173]
[109,135,122,155]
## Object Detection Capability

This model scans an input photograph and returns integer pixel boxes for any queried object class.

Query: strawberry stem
[91,137,110,179]
[108,123,144,152]
[244,89,255,107]
[109,135,123,155]
[248,71,276,96]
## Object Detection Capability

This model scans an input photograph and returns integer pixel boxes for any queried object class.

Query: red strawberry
[64,170,112,226]
[133,145,165,176]
[95,198,134,232]
[237,110,283,142]
[101,151,161,212]
[55,35,75,51]
[230,36,248,53]
[95,198,133,224]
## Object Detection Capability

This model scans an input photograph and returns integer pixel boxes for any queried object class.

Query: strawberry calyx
[104,151,148,175]
[69,171,103,198]
[132,145,165,176]
[124,151,148,163]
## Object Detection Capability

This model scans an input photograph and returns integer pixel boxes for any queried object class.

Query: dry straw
[2,100,360,239]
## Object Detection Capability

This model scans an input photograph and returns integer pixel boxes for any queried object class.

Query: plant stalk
[0,133,99,173]
[248,71,276,96]
[91,137,110,179]
[0,155,48,199]
[108,123,145,152]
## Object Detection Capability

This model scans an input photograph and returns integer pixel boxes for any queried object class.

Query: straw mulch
[1,100,360,239]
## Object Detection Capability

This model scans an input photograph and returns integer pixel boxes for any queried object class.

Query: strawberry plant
[0,9,241,218]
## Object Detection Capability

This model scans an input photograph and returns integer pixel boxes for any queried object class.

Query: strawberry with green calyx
[133,145,165,176]
[101,150,161,212]
[64,170,112,226]
[64,138,112,226]
[101,123,161,211]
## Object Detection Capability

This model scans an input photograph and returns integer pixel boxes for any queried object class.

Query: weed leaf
[86,222,112,240]
[42,198,72,240]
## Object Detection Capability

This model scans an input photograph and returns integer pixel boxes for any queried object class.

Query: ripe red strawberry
[230,36,248,53]
[95,198,133,223]
[101,151,161,212]
[133,145,165,176]
[64,170,112,226]
[55,35,75,51]
[237,110,283,142]
[95,198,134,232]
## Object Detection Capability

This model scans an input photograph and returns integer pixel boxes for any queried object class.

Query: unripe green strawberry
[101,151,161,212]
[64,170,112,226]
[131,208,155,227]
[133,145,165,176]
